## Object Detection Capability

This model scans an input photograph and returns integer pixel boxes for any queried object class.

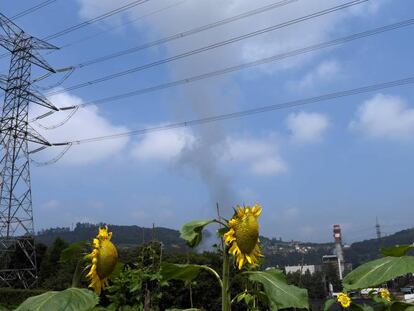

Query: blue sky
[1,0,414,243]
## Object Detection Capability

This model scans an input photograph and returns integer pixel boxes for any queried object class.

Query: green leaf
[180,219,214,248]
[15,288,99,311]
[161,263,203,282]
[165,309,202,311]
[343,256,414,290]
[381,245,414,257]
[245,268,309,310]
[160,262,221,288]
[391,301,414,311]
[323,298,336,311]
[217,227,229,237]
[358,304,375,311]
[60,241,87,263]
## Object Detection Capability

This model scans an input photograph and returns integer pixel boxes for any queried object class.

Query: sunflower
[224,204,262,270]
[337,292,351,308]
[86,225,118,294]
[379,288,391,302]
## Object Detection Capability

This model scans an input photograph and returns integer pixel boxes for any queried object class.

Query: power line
[69,0,299,68]
[11,0,58,21]
[43,0,151,41]
[46,0,367,95]
[0,0,151,59]
[55,0,189,52]
[54,17,414,109]
[51,75,414,146]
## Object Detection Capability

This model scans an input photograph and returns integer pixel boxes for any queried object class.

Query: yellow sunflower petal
[237,255,245,270]
[225,204,262,270]
[86,226,118,294]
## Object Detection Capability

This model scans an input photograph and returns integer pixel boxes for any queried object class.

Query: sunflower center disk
[235,215,259,254]
[97,239,118,279]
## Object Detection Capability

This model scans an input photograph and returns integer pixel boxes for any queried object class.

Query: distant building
[285,264,321,275]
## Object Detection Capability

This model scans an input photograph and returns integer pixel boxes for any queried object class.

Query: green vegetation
[2,220,414,310]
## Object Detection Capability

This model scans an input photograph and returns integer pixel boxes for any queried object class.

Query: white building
[285,264,317,275]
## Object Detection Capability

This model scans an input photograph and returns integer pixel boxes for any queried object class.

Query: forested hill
[36,223,188,252]
[36,223,414,266]
[345,227,414,266]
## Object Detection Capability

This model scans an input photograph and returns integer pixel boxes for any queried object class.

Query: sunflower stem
[213,219,229,228]
[222,247,231,311]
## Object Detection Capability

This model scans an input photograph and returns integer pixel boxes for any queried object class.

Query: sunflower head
[379,288,391,302]
[86,225,118,294]
[337,292,351,308]
[223,204,262,270]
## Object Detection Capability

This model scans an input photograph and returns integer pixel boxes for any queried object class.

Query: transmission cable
[55,17,414,109]
[51,75,414,146]
[68,0,299,68]
[0,0,151,58]
[11,0,58,21]
[46,0,368,96]
[53,0,189,52]
[43,0,151,41]
[31,143,72,166]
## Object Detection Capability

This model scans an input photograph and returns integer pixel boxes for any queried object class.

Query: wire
[56,17,414,109]
[70,0,300,68]
[55,0,189,52]
[10,0,58,21]
[43,0,151,41]
[36,67,75,90]
[31,143,72,166]
[53,75,414,146]
[32,106,79,130]
[47,0,367,96]
[0,0,151,58]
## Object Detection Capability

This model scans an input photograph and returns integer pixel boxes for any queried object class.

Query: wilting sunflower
[337,292,351,308]
[86,225,118,294]
[224,204,262,270]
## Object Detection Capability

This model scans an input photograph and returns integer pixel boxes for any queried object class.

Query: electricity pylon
[0,13,58,288]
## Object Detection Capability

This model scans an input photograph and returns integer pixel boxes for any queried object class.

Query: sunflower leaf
[160,263,204,282]
[217,227,229,237]
[180,219,214,248]
[160,262,221,288]
[15,288,99,311]
[390,301,414,311]
[245,268,309,310]
[323,298,336,311]
[343,256,414,291]
[60,241,88,263]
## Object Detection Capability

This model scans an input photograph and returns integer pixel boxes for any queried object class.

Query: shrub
[0,288,47,308]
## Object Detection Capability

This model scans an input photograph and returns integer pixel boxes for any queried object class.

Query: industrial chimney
[333,224,345,279]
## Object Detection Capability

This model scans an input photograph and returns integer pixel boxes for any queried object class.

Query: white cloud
[41,199,60,210]
[350,93,414,141]
[30,91,129,165]
[131,127,195,161]
[76,0,384,76]
[286,111,329,143]
[288,60,341,91]
[282,207,300,220]
[223,136,287,176]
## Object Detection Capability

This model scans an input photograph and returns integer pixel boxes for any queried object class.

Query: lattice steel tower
[0,13,58,288]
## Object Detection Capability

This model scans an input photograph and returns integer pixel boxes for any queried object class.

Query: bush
[0,288,47,308]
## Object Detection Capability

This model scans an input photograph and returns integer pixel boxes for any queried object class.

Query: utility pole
[376,217,382,240]
[0,13,58,288]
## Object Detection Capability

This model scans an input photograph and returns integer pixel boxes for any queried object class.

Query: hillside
[36,223,188,253]
[36,223,414,267]
[345,227,414,266]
